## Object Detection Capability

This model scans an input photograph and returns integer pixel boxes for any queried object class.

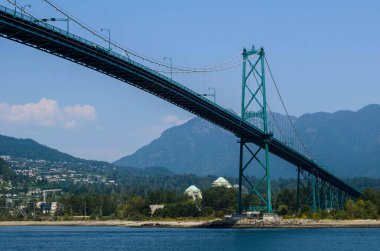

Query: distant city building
[212,177,232,188]
[184,185,202,200]
[36,201,58,215]
[0,155,11,161]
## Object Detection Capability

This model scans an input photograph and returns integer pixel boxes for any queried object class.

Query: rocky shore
[0,219,379,228]
[208,219,380,228]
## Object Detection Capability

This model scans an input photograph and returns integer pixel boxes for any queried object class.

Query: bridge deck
[0,6,360,198]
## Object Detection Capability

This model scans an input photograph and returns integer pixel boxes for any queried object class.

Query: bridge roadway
[0,6,360,198]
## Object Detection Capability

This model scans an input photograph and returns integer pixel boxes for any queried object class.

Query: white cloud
[0,98,96,129]
[64,120,77,129]
[68,146,127,162]
[161,114,188,126]
[134,114,190,139]
[63,105,96,120]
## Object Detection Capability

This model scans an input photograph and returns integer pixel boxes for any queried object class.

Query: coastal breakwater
[207,219,380,228]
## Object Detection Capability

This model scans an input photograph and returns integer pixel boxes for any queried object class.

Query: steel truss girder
[296,168,352,213]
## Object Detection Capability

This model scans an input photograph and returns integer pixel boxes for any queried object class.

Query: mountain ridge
[115,104,380,178]
[0,134,111,167]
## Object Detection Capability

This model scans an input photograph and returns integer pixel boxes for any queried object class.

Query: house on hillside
[212,177,232,188]
[184,185,202,200]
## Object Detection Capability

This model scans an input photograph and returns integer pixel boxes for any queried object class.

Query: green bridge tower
[237,46,273,214]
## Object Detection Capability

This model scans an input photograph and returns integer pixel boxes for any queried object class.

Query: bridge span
[0,5,361,212]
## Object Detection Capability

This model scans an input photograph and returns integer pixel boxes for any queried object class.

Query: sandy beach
[0,219,380,228]
[0,220,210,228]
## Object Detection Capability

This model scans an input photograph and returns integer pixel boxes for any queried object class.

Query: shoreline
[0,220,210,228]
[0,219,380,228]
[212,219,380,228]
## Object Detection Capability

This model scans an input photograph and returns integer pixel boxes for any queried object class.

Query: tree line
[2,157,380,220]
[13,187,379,221]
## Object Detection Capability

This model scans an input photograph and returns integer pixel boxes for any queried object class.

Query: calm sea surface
[0,226,379,251]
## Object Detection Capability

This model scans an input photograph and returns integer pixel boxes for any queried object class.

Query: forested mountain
[2,105,380,179]
[115,104,380,178]
[0,135,112,169]
[0,134,83,163]
[296,104,380,177]
[116,117,240,176]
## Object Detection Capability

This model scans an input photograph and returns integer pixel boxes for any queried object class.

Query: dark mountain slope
[296,104,380,177]
[115,104,380,178]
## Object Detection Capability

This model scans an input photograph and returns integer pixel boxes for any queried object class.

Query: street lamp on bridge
[41,17,70,33]
[163,57,173,79]
[20,4,31,15]
[200,87,216,103]
[11,0,29,15]
[100,28,111,52]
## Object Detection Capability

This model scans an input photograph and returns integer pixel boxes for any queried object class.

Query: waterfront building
[212,177,232,188]
[184,185,202,200]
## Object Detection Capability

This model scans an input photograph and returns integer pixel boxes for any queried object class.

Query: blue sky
[0,0,379,161]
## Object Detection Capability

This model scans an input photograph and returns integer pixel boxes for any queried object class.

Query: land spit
[0,219,380,228]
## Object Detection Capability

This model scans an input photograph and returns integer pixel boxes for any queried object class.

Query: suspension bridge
[0,1,361,215]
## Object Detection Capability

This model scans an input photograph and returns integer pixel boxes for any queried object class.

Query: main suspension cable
[251,71,287,141]
[6,0,39,19]
[155,59,245,74]
[42,0,244,73]
[264,56,310,156]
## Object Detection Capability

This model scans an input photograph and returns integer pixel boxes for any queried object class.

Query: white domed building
[184,185,202,200]
[212,177,232,188]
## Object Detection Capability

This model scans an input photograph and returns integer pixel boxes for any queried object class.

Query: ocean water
[0,226,379,251]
